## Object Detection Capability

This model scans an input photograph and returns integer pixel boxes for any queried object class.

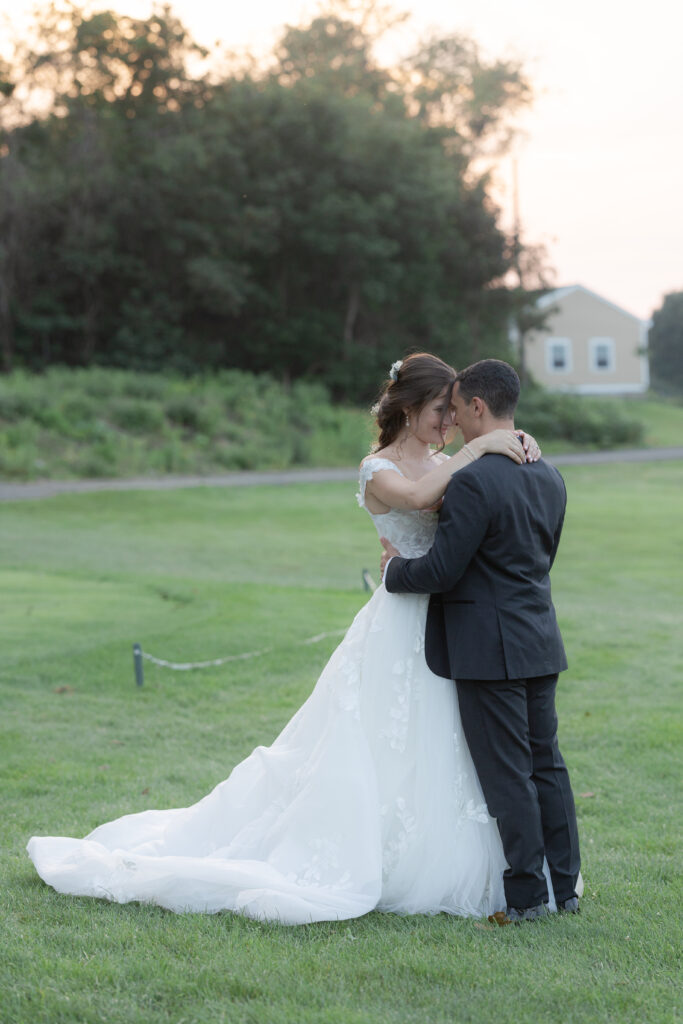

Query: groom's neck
[472,415,515,438]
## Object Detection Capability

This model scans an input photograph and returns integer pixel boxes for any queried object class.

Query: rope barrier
[140,647,273,671]
[132,628,346,685]
[132,568,377,685]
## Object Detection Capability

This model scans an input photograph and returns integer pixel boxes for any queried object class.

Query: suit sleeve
[548,473,567,570]
[385,469,491,595]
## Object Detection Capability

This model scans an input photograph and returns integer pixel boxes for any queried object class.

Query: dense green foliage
[649,290,683,395]
[1,464,681,1022]
[0,367,373,478]
[0,367,657,480]
[0,5,536,399]
[516,386,644,448]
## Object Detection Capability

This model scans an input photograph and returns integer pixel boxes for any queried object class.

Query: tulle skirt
[28,586,510,924]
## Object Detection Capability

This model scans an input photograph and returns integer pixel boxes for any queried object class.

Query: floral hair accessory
[389,360,403,381]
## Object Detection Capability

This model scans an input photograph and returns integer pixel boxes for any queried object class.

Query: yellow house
[521,285,650,394]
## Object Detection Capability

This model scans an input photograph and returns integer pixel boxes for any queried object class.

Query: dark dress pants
[456,673,581,910]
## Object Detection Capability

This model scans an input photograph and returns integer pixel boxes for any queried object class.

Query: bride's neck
[395,432,433,461]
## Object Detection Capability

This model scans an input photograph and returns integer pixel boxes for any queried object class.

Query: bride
[28,353,544,925]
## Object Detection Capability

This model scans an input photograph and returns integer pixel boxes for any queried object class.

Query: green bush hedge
[0,368,375,480]
[516,387,644,448]
[0,368,647,480]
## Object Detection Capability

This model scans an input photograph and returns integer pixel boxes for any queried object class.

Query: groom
[381,359,581,922]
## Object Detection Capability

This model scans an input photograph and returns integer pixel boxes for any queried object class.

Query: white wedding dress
[28,458,512,924]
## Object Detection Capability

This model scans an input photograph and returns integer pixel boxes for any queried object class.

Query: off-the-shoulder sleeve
[356,457,404,508]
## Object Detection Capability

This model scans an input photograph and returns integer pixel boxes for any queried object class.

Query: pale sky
[2,0,682,320]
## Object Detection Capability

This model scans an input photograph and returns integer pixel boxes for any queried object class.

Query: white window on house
[545,337,572,374]
[589,337,616,373]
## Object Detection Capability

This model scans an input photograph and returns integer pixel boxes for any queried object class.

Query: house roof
[537,284,647,324]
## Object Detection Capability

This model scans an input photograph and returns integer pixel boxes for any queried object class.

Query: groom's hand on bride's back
[380,537,399,580]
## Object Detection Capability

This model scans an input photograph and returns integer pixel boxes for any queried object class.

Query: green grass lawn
[630,395,683,447]
[1,464,681,1024]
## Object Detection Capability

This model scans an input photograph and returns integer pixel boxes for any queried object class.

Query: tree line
[1,3,548,400]
[649,292,683,395]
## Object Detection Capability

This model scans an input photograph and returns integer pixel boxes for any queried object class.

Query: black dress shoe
[505,903,549,924]
[558,896,580,914]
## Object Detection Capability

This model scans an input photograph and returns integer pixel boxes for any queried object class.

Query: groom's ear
[470,396,486,418]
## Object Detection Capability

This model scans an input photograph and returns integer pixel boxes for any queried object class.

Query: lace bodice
[357,457,438,558]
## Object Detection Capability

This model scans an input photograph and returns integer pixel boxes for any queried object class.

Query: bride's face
[411,386,456,446]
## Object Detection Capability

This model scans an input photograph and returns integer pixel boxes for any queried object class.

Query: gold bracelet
[462,443,477,463]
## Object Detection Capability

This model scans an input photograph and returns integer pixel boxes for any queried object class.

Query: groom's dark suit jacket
[385,454,568,681]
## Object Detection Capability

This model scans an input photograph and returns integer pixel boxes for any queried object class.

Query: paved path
[1,448,682,502]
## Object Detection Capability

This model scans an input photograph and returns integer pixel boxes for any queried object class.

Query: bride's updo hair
[372,352,457,451]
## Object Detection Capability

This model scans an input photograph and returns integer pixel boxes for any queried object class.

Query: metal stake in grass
[362,569,377,593]
[133,643,144,687]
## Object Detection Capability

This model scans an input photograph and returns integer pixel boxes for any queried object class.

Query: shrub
[71,367,125,400]
[120,374,170,401]
[0,389,44,422]
[516,388,644,448]
[107,398,166,434]
[60,396,97,423]
[164,396,221,435]
[0,443,40,478]
[3,419,40,448]
[73,441,121,478]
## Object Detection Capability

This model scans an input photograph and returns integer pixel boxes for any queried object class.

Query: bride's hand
[477,429,526,464]
[516,430,541,462]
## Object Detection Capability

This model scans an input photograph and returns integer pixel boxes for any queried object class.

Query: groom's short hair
[456,359,521,418]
